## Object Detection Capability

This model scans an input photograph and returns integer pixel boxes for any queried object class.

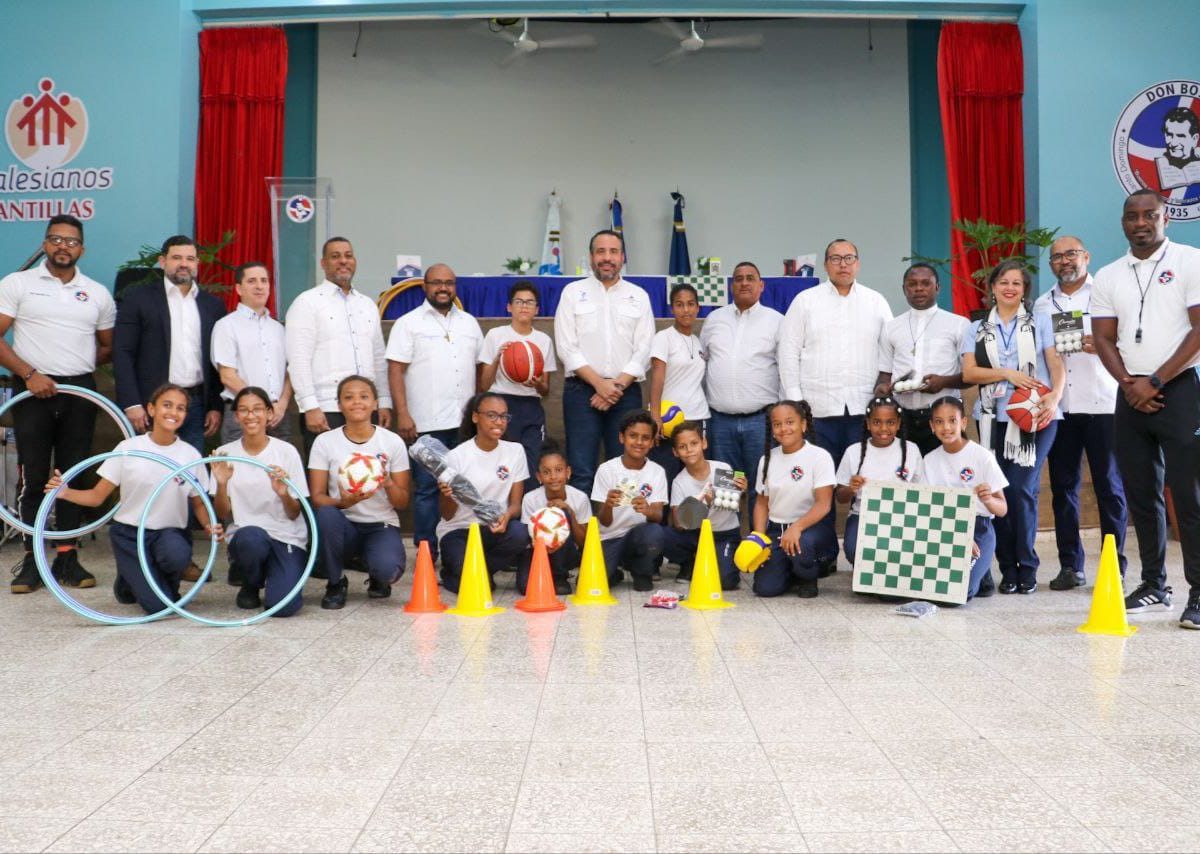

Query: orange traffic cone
[403,540,447,614]
[516,538,567,613]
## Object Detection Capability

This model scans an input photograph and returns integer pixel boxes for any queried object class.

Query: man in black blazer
[113,235,226,452]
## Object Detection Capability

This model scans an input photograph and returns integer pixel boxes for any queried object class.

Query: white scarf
[975,305,1039,467]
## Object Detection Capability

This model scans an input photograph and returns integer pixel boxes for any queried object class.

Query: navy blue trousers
[990,420,1058,587]
[600,523,666,585]
[562,378,643,493]
[109,522,191,615]
[664,526,740,589]
[439,521,530,593]
[316,506,405,586]
[410,428,458,560]
[227,525,306,617]
[752,520,838,597]
[812,413,864,546]
[517,538,579,593]
[501,393,546,492]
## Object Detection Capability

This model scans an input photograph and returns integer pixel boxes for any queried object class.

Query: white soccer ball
[336,452,386,498]
[528,506,571,552]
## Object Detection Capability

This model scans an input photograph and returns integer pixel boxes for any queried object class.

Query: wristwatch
[1148,373,1164,390]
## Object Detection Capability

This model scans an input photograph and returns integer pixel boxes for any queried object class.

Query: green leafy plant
[906,219,1059,304]
[503,257,537,274]
[118,230,237,294]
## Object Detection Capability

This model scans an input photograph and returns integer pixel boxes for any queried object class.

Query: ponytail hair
[857,395,907,478]
[763,400,815,483]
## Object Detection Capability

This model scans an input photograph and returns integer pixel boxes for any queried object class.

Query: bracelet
[21,368,35,381]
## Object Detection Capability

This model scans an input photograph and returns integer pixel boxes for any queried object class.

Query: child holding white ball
[308,375,411,610]
[518,442,590,596]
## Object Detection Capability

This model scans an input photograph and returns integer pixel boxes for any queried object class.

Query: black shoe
[236,585,261,610]
[1125,582,1172,614]
[367,577,391,599]
[975,573,996,598]
[52,549,95,589]
[227,560,246,587]
[632,575,653,592]
[321,577,349,610]
[1049,568,1086,590]
[113,574,137,604]
[817,557,837,578]
[998,581,1018,594]
[1017,581,1037,594]
[10,554,42,594]
[1180,593,1200,630]
[554,579,572,596]
[797,579,819,599]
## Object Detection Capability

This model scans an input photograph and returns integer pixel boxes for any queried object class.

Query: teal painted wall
[907,19,952,309]
[279,23,318,310]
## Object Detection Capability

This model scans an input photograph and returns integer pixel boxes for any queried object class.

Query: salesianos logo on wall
[1113,79,1200,221]
[1,77,114,221]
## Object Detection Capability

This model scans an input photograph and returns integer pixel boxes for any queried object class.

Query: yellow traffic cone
[447,523,505,617]
[681,519,735,611]
[569,517,617,606]
[1077,534,1136,637]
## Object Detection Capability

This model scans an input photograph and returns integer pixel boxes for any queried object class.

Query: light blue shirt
[961,312,1059,422]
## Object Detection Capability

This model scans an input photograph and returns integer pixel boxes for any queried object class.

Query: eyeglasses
[45,235,82,248]
[235,406,269,416]
[1049,249,1086,263]
[425,279,456,287]
[510,298,537,308]
[476,411,512,423]
[826,254,858,265]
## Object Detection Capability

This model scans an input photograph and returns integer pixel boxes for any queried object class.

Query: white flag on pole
[538,192,562,275]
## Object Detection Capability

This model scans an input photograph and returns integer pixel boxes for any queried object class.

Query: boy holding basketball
[479,281,556,489]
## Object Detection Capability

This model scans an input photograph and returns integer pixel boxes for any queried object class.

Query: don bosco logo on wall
[1113,80,1200,222]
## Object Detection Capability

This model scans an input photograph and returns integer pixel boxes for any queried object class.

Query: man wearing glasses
[778,239,893,566]
[388,264,483,560]
[0,215,115,593]
[1033,236,1127,591]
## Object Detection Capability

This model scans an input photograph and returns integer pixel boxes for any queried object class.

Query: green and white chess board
[667,275,727,306]
[852,482,976,605]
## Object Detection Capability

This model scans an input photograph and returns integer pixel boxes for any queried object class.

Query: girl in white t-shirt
[437,392,531,593]
[308,375,411,610]
[836,396,924,566]
[46,384,218,614]
[752,400,838,599]
[211,387,310,617]
[922,396,1008,601]
[648,283,709,483]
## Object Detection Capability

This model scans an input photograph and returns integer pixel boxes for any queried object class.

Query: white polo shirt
[436,438,528,538]
[1092,238,1200,377]
[1033,278,1118,415]
[671,461,738,533]
[164,279,204,387]
[479,325,556,398]
[210,303,288,402]
[308,425,409,526]
[591,456,668,541]
[835,439,925,514]
[922,441,1009,518]
[387,302,482,432]
[700,301,782,415]
[754,442,836,525]
[0,262,114,376]
[521,485,592,524]
[650,327,709,420]
[285,281,393,413]
[779,281,894,417]
[98,434,207,530]
[878,307,971,410]
[212,437,309,549]
[554,276,655,380]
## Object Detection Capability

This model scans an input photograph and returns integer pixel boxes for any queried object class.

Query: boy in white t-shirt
[518,443,591,596]
[591,410,668,592]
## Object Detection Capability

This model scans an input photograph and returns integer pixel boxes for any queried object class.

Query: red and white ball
[501,340,545,384]
[528,506,570,552]
[336,452,386,497]
[1005,383,1053,432]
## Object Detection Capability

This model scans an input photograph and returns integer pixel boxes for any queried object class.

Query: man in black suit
[113,235,226,452]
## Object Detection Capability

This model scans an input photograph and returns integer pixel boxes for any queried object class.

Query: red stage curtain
[937,22,1024,317]
[195,27,287,313]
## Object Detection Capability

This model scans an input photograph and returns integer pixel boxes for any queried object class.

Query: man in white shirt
[700,261,783,508]
[1033,237,1127,591]
[285,236,392,456]
[875,264,970,455]
[387,263,483,558]
[1092,190,1200,629]
[211,262,293,442]
[553,230,655,492]
[0,215,115,593]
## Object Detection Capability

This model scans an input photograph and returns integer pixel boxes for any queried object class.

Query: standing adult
[210,261,293,442]
[387,264,483,559]
[1092,189,1200,628]
[285,236,391,457]
[113,235,225,453]
[554,230,655,492]
[875,264,970,455]
[700,261,783,508]
[0,215,114,593]
[1033,236,1127,590]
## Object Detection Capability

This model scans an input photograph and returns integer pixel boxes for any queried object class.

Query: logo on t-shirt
[376,452,389,472]
[74,290,89,302]
[959,467,975,483]
[497,465,511,481]
[790,465,804,481]
[895,466,911,481]
[1159,269,1175,284]
[638,482,653,498]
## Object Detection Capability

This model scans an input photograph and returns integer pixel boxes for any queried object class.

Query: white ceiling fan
[650,19,764,64]
[494,18,597,65]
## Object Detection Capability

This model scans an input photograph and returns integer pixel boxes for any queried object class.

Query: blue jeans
[707,410,770,508]
[752,520,838,596]
[411,428,459,559]
[811,413,865,544]
[316,506,406,586]
[664,526,740,589]
[109,522,191,615]
[1048,412,1127,577]
[968,517,997,600]
[179,390,207,454]
[563,378,644,493]
[227,526,306,617]
[439,520,531,593]
[990,420,1058,586]
[600,523,666,585]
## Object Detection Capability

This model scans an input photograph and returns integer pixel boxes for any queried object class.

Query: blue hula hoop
[137,455,318,627]
[2,384,135,539]
[33,449,215,625]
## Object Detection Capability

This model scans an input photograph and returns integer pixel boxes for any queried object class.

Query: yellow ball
[734,532,772,573]
[660,399,686,438]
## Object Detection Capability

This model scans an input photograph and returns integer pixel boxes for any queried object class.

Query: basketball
[660,399,686,437]
[528,506,571,552]
[1005,382,1053,432]
[734,532,772,573]
[336,452,386,497]
[500,340,545,384]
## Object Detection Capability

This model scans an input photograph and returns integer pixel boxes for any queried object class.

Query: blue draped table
[379,274,820,320]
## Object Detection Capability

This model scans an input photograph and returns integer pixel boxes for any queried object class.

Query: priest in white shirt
[875,264,970,455]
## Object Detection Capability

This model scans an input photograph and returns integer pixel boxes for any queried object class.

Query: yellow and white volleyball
[528,506,571,552]
[336,452,386,497]
[734,532,772,573]
[660,399,686,438]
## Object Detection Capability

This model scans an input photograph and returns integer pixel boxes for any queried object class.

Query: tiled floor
[1,528,1197,853]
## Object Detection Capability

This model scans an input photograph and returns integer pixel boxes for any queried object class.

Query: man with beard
[285,236,392,456]
[0,216,115,593]
[388,263,483,559]
[554,230,655,492]
[1033,236,1127,590]
[114,234,225,453]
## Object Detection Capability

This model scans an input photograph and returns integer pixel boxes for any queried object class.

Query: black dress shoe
[797,579,819,599]
[236,585,261,610]
[367,578,391,599]
[1017,581,1037,594]
[321,577,348,609]
[1048,568,1085,590]
[975,573,996,598]
[632,575,653,592]
[998,581,1018,594]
